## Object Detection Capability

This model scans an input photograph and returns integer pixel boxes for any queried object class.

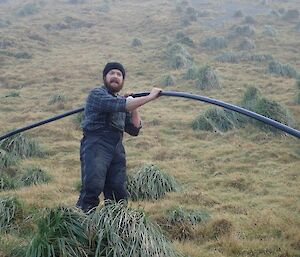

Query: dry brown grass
[0,0,300,256]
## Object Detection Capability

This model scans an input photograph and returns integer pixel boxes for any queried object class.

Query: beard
[104,77,124,93]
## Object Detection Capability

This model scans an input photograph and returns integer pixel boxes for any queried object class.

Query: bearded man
[76,62,161,212]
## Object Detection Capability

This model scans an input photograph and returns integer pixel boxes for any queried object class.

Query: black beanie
[103,62,126,79]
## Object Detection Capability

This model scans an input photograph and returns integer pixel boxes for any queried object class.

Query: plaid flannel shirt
[82,85,141,136]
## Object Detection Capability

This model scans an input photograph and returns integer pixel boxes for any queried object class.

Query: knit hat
[103,62,126,79]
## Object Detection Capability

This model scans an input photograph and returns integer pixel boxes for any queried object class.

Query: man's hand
[124,92,133,97]
[148,88,162,100]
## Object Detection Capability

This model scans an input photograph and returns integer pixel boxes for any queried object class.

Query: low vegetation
[201,36,228,51]
[192,86,293,133]
[228,25,256,38]
[0,196,23,232]
[127,164,179,201]
[238,37,256,51]
[167,43,193,69]
[26,202,182,257]
[160,74,176,86]
[0,134,43,158]
[215,52,273,63]
[195,65,221,90]
[268,61,298,78]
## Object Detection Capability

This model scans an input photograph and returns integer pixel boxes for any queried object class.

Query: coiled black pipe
[0,90,299,141]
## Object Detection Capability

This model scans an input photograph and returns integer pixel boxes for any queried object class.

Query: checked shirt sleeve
[86,88,126,113]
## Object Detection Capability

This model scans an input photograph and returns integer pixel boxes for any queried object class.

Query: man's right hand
[148,88,162,100]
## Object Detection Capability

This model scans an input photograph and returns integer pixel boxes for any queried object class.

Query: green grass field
[0,0,299,256]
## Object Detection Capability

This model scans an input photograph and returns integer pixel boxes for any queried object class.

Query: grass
[19,166,52,187]
[195,65,221,90]
[268,61,298,78]
[0,149,19,169]
[127,164,179,201]
[167,43,193,69]
[87,201,182,257]
[131,38,142,47]
[26,202,182,257]
[201,36,228,51]
[26,206,88,257]
[0,134,43,158]
[166,206,210,225]
[0,196,23,232]
[161,74,176,86]
[192,108,241,132]
[0,0,299,256]
[0,172,17,191]
[192,86,293,134]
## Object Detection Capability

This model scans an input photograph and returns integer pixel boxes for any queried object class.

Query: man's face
[104,69,124,93]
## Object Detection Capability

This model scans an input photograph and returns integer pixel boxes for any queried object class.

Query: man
[76,62,161,212]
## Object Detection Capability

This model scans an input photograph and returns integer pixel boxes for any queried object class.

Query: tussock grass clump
[201,36,228,51]
[127,164,179,201]
[0,50,32,59]
[263,25,278,37]
[242,86,294,132]
[193,86,292,134]
[295,92,300,104]
[296,78,300,90]
[167,43,193,69]
[0,196,23,231]
[68,0,86,4]
[26,206,88,257]
[268,61,298,78]
[0,19,11,28]
[214,52,240,63]
[282,9,299,21]
[183,7,199,23]
[184,66,199,80]
[241,86,261,109]
[98,3,110,13]
[229,25,255,38]
[195,65,221,90]
[0,172,17,191]
[48,94,67,105]
[208,218,233,239]
[0,39,15,49]
[5,91,20,97]
[17,3,39,17]
[167,206,210,225]
[215,52,273,63]
[238,37,256,51]
[0,149,19,169]
[161,74,175,86]
[243,15,257,24]
[19,166,52,187]
[131,38,142,47]
[247,54,273,62]
[88,202,182,257]
[27,203,182,257]
[192,108,242,132]
[0,134,43,158]
[162,206,211,241]
[175,32,195,47]
[295,23,300,33]
[233,10,243,18]
[63,16,93,29]
[254,98,293,132]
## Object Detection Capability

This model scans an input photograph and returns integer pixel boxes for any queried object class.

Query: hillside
[0,0,299,256]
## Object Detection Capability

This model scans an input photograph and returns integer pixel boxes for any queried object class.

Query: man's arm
[125,88,161,112]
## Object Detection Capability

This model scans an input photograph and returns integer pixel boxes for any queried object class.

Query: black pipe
[0,91,299,141]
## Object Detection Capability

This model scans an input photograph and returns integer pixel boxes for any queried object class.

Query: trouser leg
[104,141,127,202]
[79,135,114,211]
[76,136,85,208]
